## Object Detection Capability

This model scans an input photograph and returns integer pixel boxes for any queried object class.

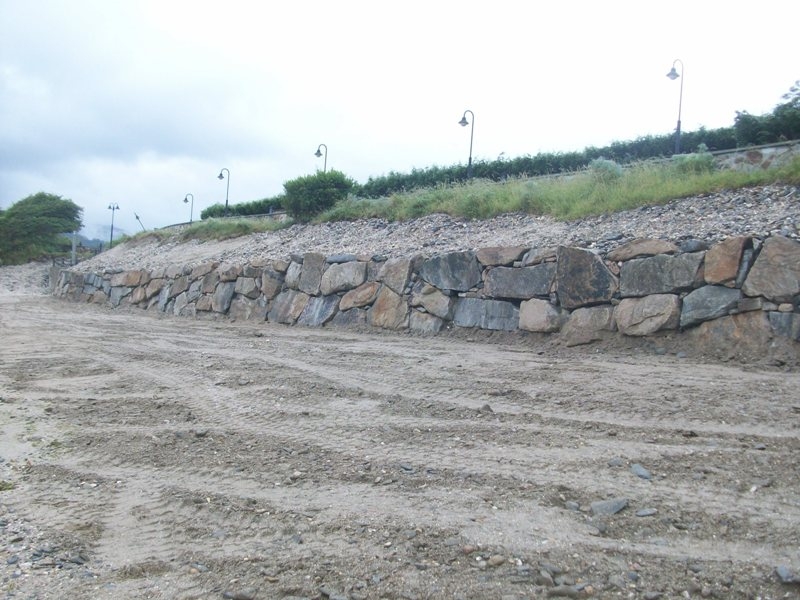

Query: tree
[283,170,355,222]
[0,192,83,265]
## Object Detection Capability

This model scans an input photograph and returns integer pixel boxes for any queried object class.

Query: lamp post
[458,109,475,179]
[666,59,684,154]
[314,143,328,173]
[184,193,194,223]
[217,168,230,216]
[108,203,119,248]
[134,212,146,232]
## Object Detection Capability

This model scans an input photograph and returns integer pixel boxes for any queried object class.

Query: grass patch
[343,154,800,223]
[0,480,15,492]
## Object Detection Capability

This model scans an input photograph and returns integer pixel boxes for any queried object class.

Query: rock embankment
[53,184,800,366]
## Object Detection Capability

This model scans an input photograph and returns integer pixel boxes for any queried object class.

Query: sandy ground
[1,265,800,599]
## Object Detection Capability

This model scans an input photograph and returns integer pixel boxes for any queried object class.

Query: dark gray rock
[743,236,800,302]
[556,247,618,309]
[330,308,368,327]
[419,251,483,292]
[453,297,519,331]
[680,285,742,328]
[298,252,327,295]
[211,281,236,313]
[483,263,555,299]
[620,252,704,297]
[268,289,310,324]
[631,463,652,480]
[769,312,800,341]
[590,497,628,515]
[297,295,340,327]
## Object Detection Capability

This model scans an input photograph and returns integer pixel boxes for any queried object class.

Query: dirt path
[1,295,799,599]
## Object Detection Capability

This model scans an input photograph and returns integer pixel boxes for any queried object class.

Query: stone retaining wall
[53,235,800,356]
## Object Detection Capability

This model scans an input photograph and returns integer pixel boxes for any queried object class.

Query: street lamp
[217,168,230,216]
[108,203,119,248]
[458,109,475,179]
[184,193,194,224]
[666,59,684,154]
[314,143,328,173]
[134,212,146,232]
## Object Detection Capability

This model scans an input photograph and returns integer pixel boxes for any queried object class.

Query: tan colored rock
[190,261,218,280]
[320,261,367,295]
[704,236,749,286]
[561,305,615,346]
[110,270,146,287]
[378,257,415,294]
[217,263,242,282]
[742,236,800,302]
[685,311,773,360]
[130,286,148,305]
[615,294,680,336]
[340,282,381,311]
[607,238,679,262]
[519,298,564,333]
[367,286,409,330]
[411,283,453,319]
[476,246,528,267]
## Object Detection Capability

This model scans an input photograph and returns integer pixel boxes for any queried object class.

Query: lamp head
[666,67,680,80]
[314,149,323,158]
[458,116,469,127]
[184,198,189,204]
[218,171,225,180]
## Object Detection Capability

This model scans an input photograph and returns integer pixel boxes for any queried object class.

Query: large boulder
[452,298,519,331]
[419,251,483,292]
[298,252,327,295]
[340,282,381,311]
[742,236,800,302]
[320,261,367,295]
[704,236,751,287]
[556,247,618,309]
[378,257,417,294]
[297,295,340,326]
[409,282,453,319]
[680,285,742,328]
[483,263,555,300]
[560,305,615,346]
[367,286,409,330]
[211,281,236,313]
[619,252,704,297]
[615,294,680,336]
[519,299,564,333]
[268,289,310,324]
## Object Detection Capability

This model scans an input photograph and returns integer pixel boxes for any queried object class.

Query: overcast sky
[1,1,797,239]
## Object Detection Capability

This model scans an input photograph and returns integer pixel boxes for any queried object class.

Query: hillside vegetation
[169,151,800,243]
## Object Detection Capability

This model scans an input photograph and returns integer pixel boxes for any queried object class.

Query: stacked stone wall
[53,235,800,354]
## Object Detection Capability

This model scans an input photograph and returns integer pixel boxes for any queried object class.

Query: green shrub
[672,143,715,174]
[589,158,623,182]
[283,170,355,222]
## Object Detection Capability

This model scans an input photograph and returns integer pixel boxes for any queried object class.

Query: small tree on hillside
[283,170,355,222]
[0,192,83,264]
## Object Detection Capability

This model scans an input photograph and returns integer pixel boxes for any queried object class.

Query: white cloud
[1,0,797,236]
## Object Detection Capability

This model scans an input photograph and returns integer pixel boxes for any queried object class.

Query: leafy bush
[283,170,355,222]
[672,143,715,174]
[589,158,623,182]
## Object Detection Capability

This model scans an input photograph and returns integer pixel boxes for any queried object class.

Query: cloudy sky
[1,1,797,239]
